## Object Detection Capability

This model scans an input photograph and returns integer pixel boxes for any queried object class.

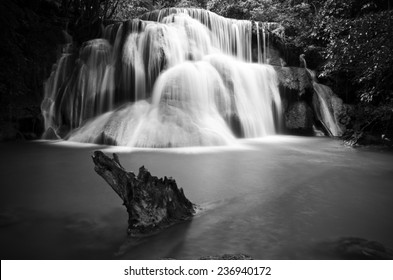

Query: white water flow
[306,69,342,137]
[313,83,341,136]
[41,9,282,147]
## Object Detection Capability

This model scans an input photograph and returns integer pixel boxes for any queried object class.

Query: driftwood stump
[92,151,195,236]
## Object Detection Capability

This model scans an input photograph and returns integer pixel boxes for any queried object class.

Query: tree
[60,0,121,21]
[314,1,393,103]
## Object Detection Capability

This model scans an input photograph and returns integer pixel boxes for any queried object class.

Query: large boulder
[284,101,314,135]
[274,67,313,96]
[41,127,60,140]
[321,237,393,260]
[331,96,353,130]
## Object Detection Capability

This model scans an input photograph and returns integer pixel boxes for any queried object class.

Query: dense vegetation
[0,0,66,140]
[1,0,392,144]
[206,0,393,143]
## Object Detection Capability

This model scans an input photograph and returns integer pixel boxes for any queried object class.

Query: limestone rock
[332,96,353,131]
[42,127,60,140]
[285,101,314,134]
[274,67,313,96]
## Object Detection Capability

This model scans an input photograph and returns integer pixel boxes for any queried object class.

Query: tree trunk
[92,151,195,236]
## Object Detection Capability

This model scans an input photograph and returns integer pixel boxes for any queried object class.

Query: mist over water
[1,138,393,259]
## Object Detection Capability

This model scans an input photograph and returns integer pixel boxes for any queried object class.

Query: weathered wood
[92,151,195,236]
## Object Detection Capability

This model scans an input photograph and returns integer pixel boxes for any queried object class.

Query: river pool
[1,136,392,259]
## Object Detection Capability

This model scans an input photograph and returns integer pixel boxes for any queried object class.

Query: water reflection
[0,137,393,259]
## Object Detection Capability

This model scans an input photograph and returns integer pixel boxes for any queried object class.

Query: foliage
[300,0,393,141]
[207,0,393,141]
[59,0,121,21]
[207,0,250,19]
[208,0,392,103]
[111,0,151,19]
[314,2,393,104]
[0,0,64,101]
[112,0,208,20]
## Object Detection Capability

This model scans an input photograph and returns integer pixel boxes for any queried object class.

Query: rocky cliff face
[285,101,314,135]
[274,66,349,136]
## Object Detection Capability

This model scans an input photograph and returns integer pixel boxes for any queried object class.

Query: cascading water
[306,69,342,137]
[312,83,342,136]
[41,8,282,147]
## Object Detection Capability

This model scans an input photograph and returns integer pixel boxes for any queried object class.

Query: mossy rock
[274,66,313,96]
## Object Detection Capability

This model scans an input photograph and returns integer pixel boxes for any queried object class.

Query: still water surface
[1,136,392,259]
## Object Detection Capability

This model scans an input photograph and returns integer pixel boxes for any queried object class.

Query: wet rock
[274,67,313,96]
[229,113,244,138]
[337,104,354,128]
[333,237,393,260]
[92,151,195,236]
[42,127,60,140]
[331,95,351,133]
[284,101,314,135]
[0,123,24,141]
[96,132,118,145]
[312,83,349,137]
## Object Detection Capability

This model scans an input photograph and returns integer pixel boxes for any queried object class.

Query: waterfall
[307,69,342,137]
[312,83,342,136]
[41,8,282,147]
